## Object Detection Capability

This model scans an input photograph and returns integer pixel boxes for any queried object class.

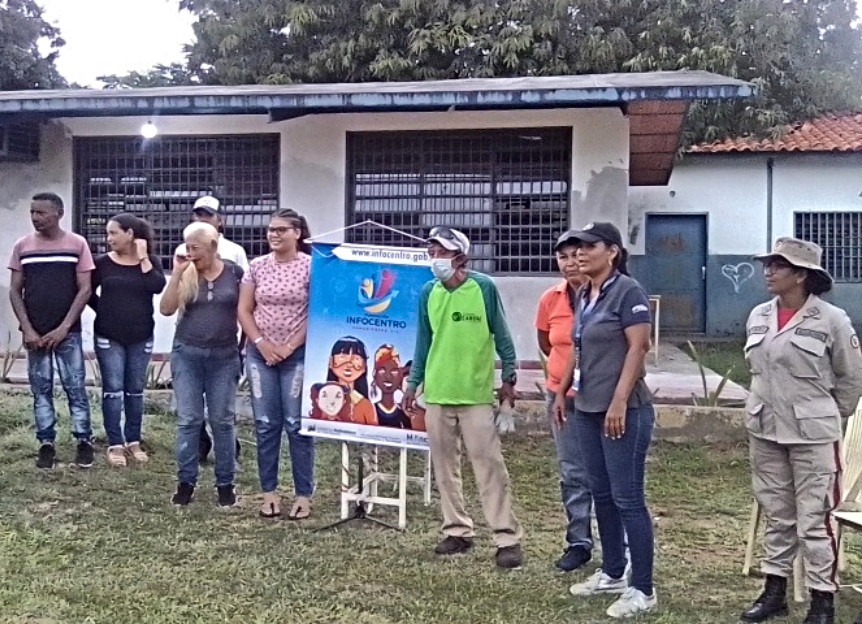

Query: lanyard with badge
[573,274,618,393]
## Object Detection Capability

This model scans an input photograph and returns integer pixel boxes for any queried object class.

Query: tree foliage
[174,0,862,144]
[0,0,66,90]
[98,63,199,89]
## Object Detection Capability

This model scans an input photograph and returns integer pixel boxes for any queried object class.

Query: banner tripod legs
[314,444,400,533]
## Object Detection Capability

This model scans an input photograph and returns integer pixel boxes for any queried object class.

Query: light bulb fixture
[140,120,158,139]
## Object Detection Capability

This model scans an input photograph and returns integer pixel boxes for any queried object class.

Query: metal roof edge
[0,72,753,117]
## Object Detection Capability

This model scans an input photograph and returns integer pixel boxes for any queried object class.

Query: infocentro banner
[301,242,431,451]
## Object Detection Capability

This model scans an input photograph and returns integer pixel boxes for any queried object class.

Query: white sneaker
[606,587,657,618]
[569,569,630,596]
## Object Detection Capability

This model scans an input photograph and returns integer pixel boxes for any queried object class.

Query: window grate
[74,135,280,270]
[795,212,862,283]
[346,128,572,274]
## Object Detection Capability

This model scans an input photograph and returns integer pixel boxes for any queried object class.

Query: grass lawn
[2,392,862,623]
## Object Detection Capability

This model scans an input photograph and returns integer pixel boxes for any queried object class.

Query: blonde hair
[178,222,219,313]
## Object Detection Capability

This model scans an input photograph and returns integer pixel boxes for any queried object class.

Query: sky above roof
[40,0,195,87]
[39,0,862,88]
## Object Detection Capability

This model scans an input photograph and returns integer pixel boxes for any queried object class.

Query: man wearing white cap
[173,195,248,462]
[404,225,523,569]
[174,196,249,273]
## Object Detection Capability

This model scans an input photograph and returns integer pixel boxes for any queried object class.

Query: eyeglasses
[764,259,795,272]
[206,280,214,302]
[332,354,365,368]
[267,226,296,236]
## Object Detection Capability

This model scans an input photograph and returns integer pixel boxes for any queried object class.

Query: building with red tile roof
[628,112,862,337]
[690,112,862,153]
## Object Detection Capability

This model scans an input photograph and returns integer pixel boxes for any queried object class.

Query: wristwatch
[503,373,517,386]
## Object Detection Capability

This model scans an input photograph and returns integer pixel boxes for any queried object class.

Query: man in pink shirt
[8,192,95,469]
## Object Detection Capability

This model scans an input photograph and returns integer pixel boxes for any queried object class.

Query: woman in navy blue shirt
[553,222,656,619]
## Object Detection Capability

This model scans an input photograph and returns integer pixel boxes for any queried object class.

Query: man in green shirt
[404,226,523,569]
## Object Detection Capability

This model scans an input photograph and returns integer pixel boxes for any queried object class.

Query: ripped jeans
[246,343,314,496]
[94,335,153,446]
[27,331,92,444]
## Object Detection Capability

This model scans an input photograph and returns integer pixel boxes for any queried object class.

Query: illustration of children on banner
[371,344,412,429]
[308,382,351,422]
[301,242,431,450]
[326,336,377,425]
[402,359,426,432]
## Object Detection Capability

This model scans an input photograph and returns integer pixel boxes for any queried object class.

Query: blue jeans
[95,335,153,446]
[576,405,655,595]
[172,342,239,487]
[546,391,593,551]
[27,331,92,443]
[247,344,314,496]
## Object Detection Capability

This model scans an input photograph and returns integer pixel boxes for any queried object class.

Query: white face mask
[431,258,456,281]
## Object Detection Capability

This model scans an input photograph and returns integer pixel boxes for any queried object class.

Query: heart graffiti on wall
[721,262,755,294]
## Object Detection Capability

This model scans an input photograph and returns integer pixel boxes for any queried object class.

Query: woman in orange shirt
[535,231,593,572]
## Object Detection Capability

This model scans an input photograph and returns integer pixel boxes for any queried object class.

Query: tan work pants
[425,404,523,548]
[750,435,841,592]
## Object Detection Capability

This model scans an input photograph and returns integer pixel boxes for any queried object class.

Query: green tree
[0,0,66,90]
[174,0,862,144]
[98,63,200,89]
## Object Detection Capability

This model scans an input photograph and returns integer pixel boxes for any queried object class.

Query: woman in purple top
[89,214,166,467]
[238,209,314,520]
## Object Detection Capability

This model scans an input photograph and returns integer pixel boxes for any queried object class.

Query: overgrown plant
[535,349,549,395]
[237,374,250,393]
[146,360,171,390]
[1,332,23,383]
[687,341,733,408]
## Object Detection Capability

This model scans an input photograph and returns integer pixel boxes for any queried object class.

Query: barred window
[794,212,862,282]
[74,135,280,270]
[346,128,572,274]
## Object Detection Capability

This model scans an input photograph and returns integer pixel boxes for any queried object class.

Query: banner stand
[301,236,436,528]
[340,443,432,530]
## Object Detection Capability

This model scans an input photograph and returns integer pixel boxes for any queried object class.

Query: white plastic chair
[833,400,862,586]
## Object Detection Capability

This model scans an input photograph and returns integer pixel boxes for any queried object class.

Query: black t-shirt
[174,261,243,349]
[375,403,412,429]
[90,254,166,345]
[8,231,94,335]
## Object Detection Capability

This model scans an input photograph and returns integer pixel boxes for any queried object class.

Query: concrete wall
[0,122,73,350]
[630,152,862,335]
[772,154,862,324]
[1,107,630,361]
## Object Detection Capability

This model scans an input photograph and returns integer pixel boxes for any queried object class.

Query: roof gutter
[0,85,754,120]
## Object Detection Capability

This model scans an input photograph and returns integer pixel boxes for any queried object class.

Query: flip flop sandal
[259,502,281,518]
[287,500,311,521]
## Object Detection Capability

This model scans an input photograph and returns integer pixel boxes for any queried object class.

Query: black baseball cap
[555,222,624,251]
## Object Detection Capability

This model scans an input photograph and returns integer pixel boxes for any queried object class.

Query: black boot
[740,575,788,622]
[803,590,835,624]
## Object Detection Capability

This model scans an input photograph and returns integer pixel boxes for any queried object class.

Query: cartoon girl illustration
[309,382,352,422]
[327,336,377,425]
[371,345,412,429]
[401,360,427,432]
